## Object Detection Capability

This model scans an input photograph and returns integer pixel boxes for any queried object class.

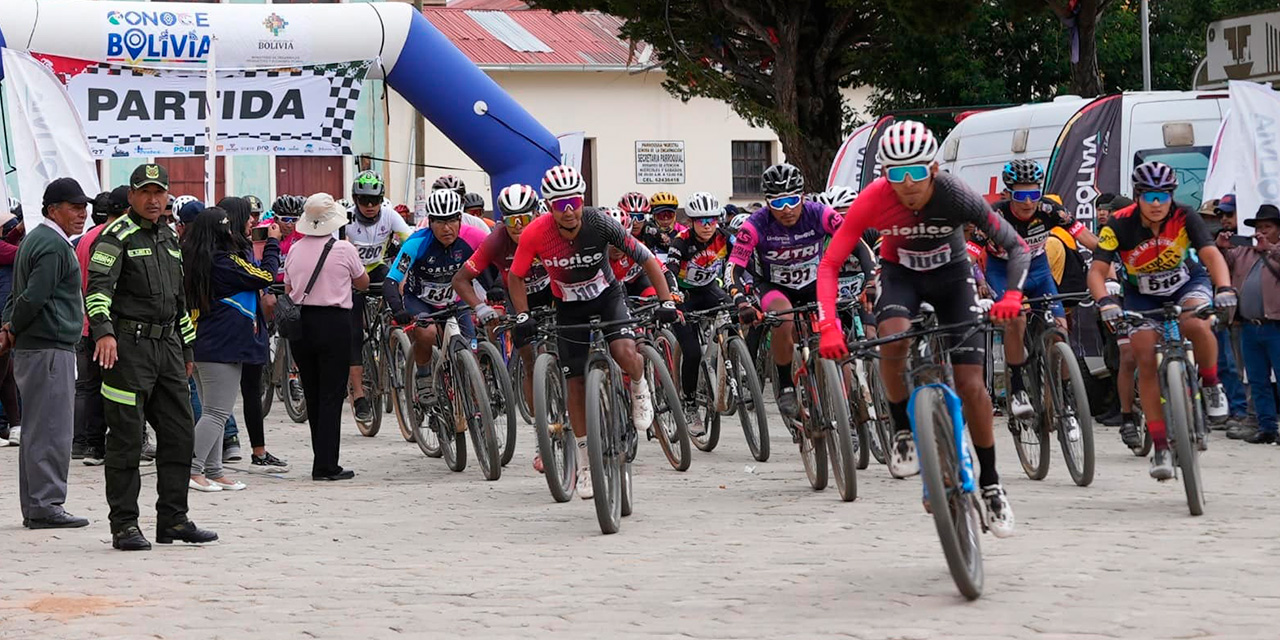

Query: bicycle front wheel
[585,366,622,534]
[280,340,308,424]
[691,358,721,452]
[864,361,891,465]
[819,359,857,502]
[260,333,276,418]
[354,340,382,437]
[389,329,417,443]
[1049,342,1094,487]
[455,348,499,480]
[843,361,870,471]
[795,351,828,491]
[509,348,535,425]
[641,344,692,472]
[533,353,575,502]
[477,341,517,467]
[913,386,984,600]
[1006,366,1049,480]
[726,337,770,462]
[1166,360,1205,516]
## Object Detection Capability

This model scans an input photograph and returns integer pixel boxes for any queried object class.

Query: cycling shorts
[404,297,476,342]
[622,276,657,299]
[874,261,985,366]
[351,264,389,365]
[556,283,635,379]
[1122,271,1212,333]
[987,255,1064,318]
[755,281,817,310]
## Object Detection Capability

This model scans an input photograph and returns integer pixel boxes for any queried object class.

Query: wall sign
[635,140,685,184]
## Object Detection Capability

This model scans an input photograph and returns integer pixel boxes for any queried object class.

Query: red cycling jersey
[510,208,654,302]
[464,226,551,294]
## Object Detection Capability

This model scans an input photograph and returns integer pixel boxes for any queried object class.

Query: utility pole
[1141,0,1152,90]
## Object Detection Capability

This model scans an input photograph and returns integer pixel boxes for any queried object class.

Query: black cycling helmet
[272,195,305,219]
[432,174,466,196]
[245,195,265,217]
[462,192,485,212]
[761,163,804,197]
[1001,159,1045,188]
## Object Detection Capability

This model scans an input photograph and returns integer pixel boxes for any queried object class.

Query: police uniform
[86,164,198,536]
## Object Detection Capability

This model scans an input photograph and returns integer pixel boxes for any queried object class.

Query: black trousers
[239,362,266,449]
[74,336,106,449]
[673,286,731,397]
[291,306,352,477]
[0,348,21,428]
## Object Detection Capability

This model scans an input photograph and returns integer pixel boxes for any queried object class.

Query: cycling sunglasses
[628,212,647,222]
[275,216,299,225]
[653,209,677,220]
[429,215,462,224]
[1010,189,1042,203]
[1139,190,1173,205]
[691,217,719,226]
[885,164,930,183]
[354,195,382,207]
[767,194,802,210]
[504,212,535,229]
[549,196,583,212]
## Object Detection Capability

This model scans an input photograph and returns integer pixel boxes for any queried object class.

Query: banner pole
[204,37,218,205]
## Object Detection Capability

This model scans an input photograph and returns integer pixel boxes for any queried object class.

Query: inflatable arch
[0,0,561,201]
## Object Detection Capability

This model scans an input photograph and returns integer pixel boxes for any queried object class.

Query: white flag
[2,49,100,229]
[1218,81,1280,235]
[557,131,586,173]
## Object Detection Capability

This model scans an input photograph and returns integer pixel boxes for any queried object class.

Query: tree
[528,0,879,188]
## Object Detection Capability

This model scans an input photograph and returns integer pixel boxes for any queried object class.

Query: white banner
[1205,81,1280,235]
[557,131,585,174]
[2,50,101,230]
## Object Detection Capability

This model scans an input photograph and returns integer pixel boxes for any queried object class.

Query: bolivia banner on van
[1044,94,1123,230]
[29,54,373,158]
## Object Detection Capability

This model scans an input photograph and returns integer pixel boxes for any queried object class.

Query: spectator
[0,177,91,529]
[1209,194,1253,432]
[0,209,23,446]
[1221,204,1280,445]
[283,193,368,481]
[1095,194,1132,229]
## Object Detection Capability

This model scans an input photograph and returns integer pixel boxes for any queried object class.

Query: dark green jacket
[1,222,84,351]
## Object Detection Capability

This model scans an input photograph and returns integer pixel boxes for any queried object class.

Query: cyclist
[1087,161,1235,480]
[645,191,684,261]
[726,163,841,422]
[620,192,652,239]
[345,170,414,422]
[432,175,467,197]
[385,189,490,387]
[606,208,677,298]
[816,188,878,340]
[462,192,495,229]
[987,159,1098,420]
[508,166,679,499]
[666,193,733,418]
[816,120,1029,538]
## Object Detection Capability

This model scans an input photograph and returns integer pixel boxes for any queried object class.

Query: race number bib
[355,243,384,265]
[838,273,866,299]
[1137,266,1189,296]
[770,256,819,288]
[418,280,456,307]
[526,271,551,293]
[559,269,609,302]
[898,245,952,272]
[684,261,721,287]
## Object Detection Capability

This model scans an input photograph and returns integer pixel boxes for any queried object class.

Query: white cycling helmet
[877,120,939,167]
[172,195,199,213]
[425,189,463,219]
[820,185,858,210]
[540,165,586,200]
[728,212,751,234]
[497,184,538,216]
[603,207,629,229]
[686,191,723,219]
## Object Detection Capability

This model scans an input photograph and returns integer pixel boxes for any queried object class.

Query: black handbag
[275,238,335,340]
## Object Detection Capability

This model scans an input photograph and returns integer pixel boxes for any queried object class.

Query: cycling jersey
[510,208,654,303]
[637,223,684,263]
[386,225,488,310]
[817,172,1030,324]
[985,199,1086,260]
[728,201,842,295]
[667,228,731,290]
[464,226,551,296]
[345,205,413,271]
[836,238,877,300]
[1094,203,1214,297]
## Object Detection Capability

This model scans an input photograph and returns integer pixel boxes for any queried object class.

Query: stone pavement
[1,399,1278,640]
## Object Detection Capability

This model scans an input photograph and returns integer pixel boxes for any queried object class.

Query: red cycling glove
[990,290,1024,321]
[818,318,849,360]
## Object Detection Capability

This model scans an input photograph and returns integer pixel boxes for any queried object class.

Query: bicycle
[1003,292,1095,486]
[838,297,890,470]
[1117,303,1213,516]
[475,317,517,467]
[762,303,857,502]
[266,284,307,424]
[630,299,693,473]
[519,308,577,502]
[846,314,995,600]
[350,282,392,438]
[683,303,770,462]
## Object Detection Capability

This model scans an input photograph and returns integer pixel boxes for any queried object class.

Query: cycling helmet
[432,174,466,195]
[820,185,858,210]
[603,207,629,228]
[336,198,353,211]
[462,192,485,212]
[761,163,804,196]
[685,191,722,219]
[1132,161,1178,191]
[540,165,586,199]
[166,195,176,211]
[650,191,679,210]
[245,195,265,216]
[8,196,21,214]
[876,120,939,166]
[497,184,538,216]
[619,192,651,214]
[172,195,199,213]
[536,199,550,215]
[1001,159,1045,187]
[352,170,385,198]
[728,213,751,235]
[425,189,463,219]
[272,195,305,218]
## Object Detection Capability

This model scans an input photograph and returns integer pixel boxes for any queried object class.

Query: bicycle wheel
[260,333,276,418]
[690,358,721,452]
[913,386,985,600]
[794,352,828,491]
[456,347,500,481]
[755,331,772,391]
[388,329,417,443]
[477,341,517,467]
[864,361,891,465]
[1049,342,1094,487]
[1131,377,1153,457]
[820,359,857,502]
[641,344,692,472]
[1006,366,1050,480]
[654,329,680,383]
[843,361,870,471]
[585,366,622,534]
[436,353,467,472]
[1165,361,1204,516]
[280,341,308,424]
[411,350,442,458]
[533,353,575,503]
[509,348,535,425]
[353,340,382,437]
[726,337,770,462]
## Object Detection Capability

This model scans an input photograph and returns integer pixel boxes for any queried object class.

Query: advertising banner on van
[1044,95,1123,230]
[858,115,896,190]
[28,54,372,158]
[826,122,874,191]
[1204,81,1280,234]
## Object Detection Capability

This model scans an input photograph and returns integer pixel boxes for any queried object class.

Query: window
[1133,147,1212,207]
[732,141,772,197]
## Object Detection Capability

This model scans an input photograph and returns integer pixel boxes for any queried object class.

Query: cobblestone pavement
[1,398,1278,640]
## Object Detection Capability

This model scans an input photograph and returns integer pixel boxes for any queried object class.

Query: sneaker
[683,397,705,438]
[71,443,87,460]
[1149,449,1175,481]
[353,396,374,423]
[1096,407,1121,427]
[0,425,8,442]
[288,378,304,403]
[1120,419,1142,449]
[6,425,20,447]
[630,380,653,429]
[1226,423,1256,440]
[83,447,105,466]
[1244,430,1278,445]
[981,484,1015,539]
[141,430,156,464]
[1203,384,1228,420]
[250,452,290,473]
[208,477,247,491]
[576,466,593,500]
[1009,391,1034,419]
[189,478,222,492]
[222,435,242,463]
[887,431,920,479]
[777,387,799,420]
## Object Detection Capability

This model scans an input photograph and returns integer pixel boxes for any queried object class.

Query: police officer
[86,163,218,551]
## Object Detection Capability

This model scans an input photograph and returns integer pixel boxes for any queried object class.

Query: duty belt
[116,317,174,340]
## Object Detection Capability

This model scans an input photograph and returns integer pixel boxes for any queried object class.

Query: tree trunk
[1067,0,1104,96]
[771,53,846,190]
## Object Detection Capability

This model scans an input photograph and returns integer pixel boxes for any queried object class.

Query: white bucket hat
[299,193,346,237]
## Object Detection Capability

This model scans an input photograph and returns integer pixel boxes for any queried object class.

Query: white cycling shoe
[888,431,920,479]
[1009,391,1035,420]
[630,379,654,429]
[576,466,594,500]
[981,484,1015,539]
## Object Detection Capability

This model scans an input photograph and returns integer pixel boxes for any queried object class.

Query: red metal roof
[445,0,530,9]
[425,6,637,68]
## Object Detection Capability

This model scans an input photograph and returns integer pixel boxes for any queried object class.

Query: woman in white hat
[282,194,369,480]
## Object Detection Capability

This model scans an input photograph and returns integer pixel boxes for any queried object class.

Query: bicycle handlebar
[845,316,992,360]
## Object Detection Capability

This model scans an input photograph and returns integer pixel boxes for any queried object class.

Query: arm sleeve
[383,265,407,314]
[725,221,761,297]
[463,227,502,275]
[225,243,280,292]
[385,234,425,283]
[389,209,414,240]
[665,237,686,274]
[854,239,876,282]
[818,199,875,324]
[509,226,538,279]
[85,231,125,341]
[1093,224,1119,265]
[820,204,844,235]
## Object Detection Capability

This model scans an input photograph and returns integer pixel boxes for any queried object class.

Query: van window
[1133,146,1211,206]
